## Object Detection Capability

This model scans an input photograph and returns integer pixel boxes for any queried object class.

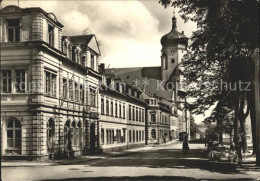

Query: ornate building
[0,5,100,160]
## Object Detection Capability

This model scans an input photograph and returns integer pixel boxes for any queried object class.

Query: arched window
[7,119,21,153]
[64,120,70,148]
[78,121,83,147]
[151,129,156,139]
[47,118,55,152]
[71,121,76,146]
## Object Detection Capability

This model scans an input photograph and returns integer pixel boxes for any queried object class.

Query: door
[90,122,95,154]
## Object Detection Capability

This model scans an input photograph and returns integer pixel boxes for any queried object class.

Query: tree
[190,116,199,138]
[159,0,259,160]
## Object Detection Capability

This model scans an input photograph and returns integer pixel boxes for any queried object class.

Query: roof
[1,5,63,27]
[68,35,101,55]
[160,16,188,47]
[106,67,173,101]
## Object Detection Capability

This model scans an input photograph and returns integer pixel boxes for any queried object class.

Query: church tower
[160,12,188,82]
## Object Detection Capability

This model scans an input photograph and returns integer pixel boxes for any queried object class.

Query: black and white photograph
[0,0,259,180]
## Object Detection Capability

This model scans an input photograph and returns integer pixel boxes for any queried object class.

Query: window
[7,19,20,42]
[136,109,138,121]
[91,54,95,70]
[151,113,156,123]
[2,70,12,93]
[48,24,54,46]
[45,71,56,97]
[68,45,72,59]
[151,129,156,139]
[71,121,76,146]
[115,102,118,117]
[171,58,175,63]
[139,109,141,122]
[69,80,73,101]
[63,78,68,99]
[123,129,126,143]
[136,131,138,142]
[15,69,25,93]
[163,56,168,69]
[133,107,135,121]
[116,129,121,143]
[80,85,84,103]
[78,121,82,147]
[123,105,125,119]
[63,42,67,55]
[129,130,132,143]
[7,119,21,153]
[64,120,71,148]
[75,83,79,102]
[110,101,113,116]
[139,130,141,142]
[119,104,122,118]
[47,118,55,152]
[106,99,109,115]
[133,130,135,142]
[101,98,105,115]
[129,105,131,120]
[142,109,145,122]
[89,88,96,106]
[82,56,86,67]
[101,129,104,145]
[142,130,144,141]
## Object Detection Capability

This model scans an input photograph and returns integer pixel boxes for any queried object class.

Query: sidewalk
[1,140,177,167]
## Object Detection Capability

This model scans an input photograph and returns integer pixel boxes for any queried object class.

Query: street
[2,141,260,181]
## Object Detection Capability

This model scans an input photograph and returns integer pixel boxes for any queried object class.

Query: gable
[88,36,100,55]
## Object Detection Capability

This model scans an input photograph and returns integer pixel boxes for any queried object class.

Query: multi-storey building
[0,5,100,160]
[1,5,190,160]
[98,68,146,151]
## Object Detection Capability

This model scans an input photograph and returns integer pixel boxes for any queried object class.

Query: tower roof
[160,12,188,47]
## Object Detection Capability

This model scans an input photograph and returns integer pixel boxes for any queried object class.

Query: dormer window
[82,56,86,67]
[63,42,67,55]
[48,24,54,46]
[91,54,95,70]
[68,45,72,59]
[7,19,20,42]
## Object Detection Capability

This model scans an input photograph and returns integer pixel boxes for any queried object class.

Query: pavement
[1,140,177,167]
[1,140,260,181]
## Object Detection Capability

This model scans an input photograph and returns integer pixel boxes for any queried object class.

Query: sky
[1,0,210,124]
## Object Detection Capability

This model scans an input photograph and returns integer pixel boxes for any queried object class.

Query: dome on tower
[160,14,188,47]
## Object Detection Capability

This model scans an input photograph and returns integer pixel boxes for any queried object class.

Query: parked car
[209,143,238,164]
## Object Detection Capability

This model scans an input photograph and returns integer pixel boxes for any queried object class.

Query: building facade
[98,71,146,152]
[0,5,100,160]
[1,5,190,160]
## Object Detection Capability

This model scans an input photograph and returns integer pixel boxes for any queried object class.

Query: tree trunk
[247,83,257,154]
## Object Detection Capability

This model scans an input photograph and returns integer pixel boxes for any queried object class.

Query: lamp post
[255,49,260,166]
